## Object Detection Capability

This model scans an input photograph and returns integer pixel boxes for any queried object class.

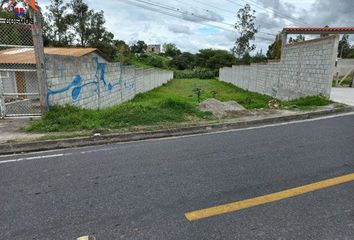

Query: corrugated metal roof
[0,47,99,65]
[283,27,354,32]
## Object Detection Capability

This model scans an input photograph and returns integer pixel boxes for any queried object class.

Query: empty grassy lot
[27,78,333,132]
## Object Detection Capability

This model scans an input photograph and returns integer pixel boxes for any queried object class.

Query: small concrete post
[281,32,287,59]
[335,72,339,87]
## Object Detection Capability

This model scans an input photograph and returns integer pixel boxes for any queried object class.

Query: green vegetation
[27,79,272,132]
[174,68,218,79]
[28,79,335,133]
[281,96,333,110]
[131,54,171,69]
[27,97,208,132]
[332,77,353,87]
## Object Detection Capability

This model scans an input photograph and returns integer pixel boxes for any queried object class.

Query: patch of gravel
[198,98,246,118]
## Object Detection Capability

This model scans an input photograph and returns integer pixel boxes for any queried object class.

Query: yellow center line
[185,173,354,221]
[77,237,89,240]
[77,236,96,240]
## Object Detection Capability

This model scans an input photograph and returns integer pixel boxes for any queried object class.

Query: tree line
[43,0,116,59]
[42,0,354,74]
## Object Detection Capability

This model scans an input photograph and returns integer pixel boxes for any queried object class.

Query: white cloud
[168,24,192,34]
[40,0,354,53]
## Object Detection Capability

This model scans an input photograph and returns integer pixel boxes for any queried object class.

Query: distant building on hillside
[147,44,161,54]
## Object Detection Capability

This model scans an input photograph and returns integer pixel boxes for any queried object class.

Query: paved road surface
[1,114,354,239]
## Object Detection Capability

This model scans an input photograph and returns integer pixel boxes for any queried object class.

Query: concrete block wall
[220,35,339,100]
[45,55,173,109]
[335,59,354,76]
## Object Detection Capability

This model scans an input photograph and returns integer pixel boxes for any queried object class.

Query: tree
[44,0,73,47]
[131,40,147,54]
[289,34,305,43]
[195,49,236,70]
[252,50,267,63]
[233,4,258,58]
[115,40,132,64]
[267,33,282,60]
[68,0,94,47]
[87,10,115,59]
[62,0,116,59]
[338,34,352,58]
[163,43,181,58]
[170,52,195,70]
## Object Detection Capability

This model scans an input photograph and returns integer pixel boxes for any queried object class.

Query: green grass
[155,79,273,109]
[129,58,152,69]
[129,54,171,69]
[27,79,333,132]
[281,96,333,110]
[332,77,353,87]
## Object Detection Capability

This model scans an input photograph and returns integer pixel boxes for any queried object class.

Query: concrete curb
[1,106,353,155]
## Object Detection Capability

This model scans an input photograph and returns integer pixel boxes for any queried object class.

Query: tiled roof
[283,27,354,33]
[0,47,98,65]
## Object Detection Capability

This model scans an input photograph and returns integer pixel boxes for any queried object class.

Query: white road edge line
[0,111,353,159]
[0,153,70,165]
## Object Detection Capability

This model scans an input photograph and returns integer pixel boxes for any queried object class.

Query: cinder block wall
[220,35,339,100]
[45,55,173,109]
[335,59,354,76]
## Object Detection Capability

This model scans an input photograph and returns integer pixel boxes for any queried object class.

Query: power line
[170,0,276,36]
[226,0,307,26]
[172,0,236,16]
[134,0,234,28]
[120,0,275,42]
[243,0,307,25]
[131,0,276,37]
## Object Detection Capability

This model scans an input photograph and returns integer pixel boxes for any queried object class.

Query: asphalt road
[1,114,354,240]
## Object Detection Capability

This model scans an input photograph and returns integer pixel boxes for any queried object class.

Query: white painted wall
[0,71,17,94]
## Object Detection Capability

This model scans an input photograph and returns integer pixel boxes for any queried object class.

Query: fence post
[0,76,5,119]
[31,10,47,114]
[120,64,124,103]
[134,68,137,95]
[97,61,101,110]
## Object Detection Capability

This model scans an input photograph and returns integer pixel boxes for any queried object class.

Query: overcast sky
[39,0,354,53]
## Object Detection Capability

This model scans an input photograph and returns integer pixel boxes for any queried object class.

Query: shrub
[193,67,218,79]
[174,68,218,79]
[174,70,196,79]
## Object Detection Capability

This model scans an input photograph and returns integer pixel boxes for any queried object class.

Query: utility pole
[31,9,47,114]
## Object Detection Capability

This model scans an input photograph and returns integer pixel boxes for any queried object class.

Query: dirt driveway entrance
[331,88,354,106]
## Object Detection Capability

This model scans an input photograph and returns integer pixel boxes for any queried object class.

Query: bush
[193,67,218,79]
[174,68,218,79]
[134,54,170,69]
[174,70,196,79]
[146,57,164,68]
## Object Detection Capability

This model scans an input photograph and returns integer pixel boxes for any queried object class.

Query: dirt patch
[0,118,44,144]
[198,98,246,118]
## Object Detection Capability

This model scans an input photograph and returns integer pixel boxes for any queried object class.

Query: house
[147,44,161,54]
[0,47,109,117]
[0,47,108,97]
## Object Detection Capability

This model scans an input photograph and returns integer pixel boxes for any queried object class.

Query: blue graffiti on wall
[47,58,105,106]
[47,75,90,103]
[47,58,136,106]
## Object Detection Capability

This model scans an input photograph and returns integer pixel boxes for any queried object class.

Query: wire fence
[0,12,41,118]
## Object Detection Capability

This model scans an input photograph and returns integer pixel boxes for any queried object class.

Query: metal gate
[0,6,43,118]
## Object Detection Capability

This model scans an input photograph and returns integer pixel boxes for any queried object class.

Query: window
[0,72,10,79]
